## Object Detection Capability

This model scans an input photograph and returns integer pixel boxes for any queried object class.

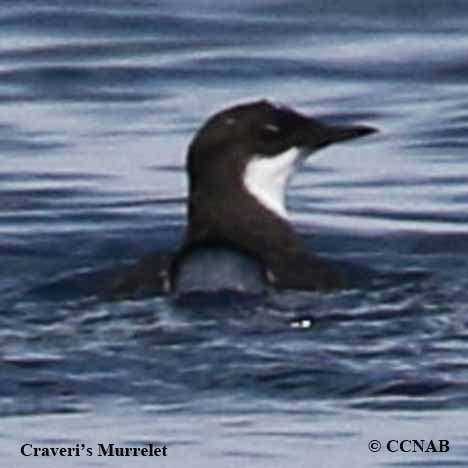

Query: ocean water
[2,1,468,466]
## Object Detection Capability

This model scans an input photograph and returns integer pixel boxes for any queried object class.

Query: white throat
[243,147,309,219]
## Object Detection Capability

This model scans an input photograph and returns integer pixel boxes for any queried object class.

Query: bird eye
[264,124,280,133]
[260,123,281,140]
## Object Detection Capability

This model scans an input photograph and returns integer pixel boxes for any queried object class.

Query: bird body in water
[111,100,377,298]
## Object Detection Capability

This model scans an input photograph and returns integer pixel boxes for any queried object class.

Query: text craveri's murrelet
[21,443,168,457]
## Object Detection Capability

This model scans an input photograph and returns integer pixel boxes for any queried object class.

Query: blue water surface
[2,1,468,466]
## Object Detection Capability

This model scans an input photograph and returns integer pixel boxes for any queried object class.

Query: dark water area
[2,1,468,466]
